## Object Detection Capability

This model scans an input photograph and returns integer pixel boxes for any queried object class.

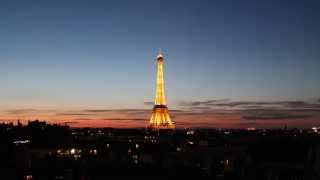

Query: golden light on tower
[148,50,175,129]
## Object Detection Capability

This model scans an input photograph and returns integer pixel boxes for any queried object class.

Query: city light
[24,175,33,180]
[13,140,30,144]
[312,127,318,133]
[70,148,75,154]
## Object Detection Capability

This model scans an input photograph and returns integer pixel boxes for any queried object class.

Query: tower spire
[157,48,163,59]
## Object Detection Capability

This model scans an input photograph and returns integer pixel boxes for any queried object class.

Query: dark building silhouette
[0,121,319,179]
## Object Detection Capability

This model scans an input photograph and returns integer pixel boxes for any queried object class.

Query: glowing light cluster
[149,51,175,129]
[155,58,166,105]
[13,140,30,144]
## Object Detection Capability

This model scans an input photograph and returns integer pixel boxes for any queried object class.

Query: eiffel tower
[148,50,175,129]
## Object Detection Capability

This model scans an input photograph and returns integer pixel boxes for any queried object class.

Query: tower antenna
[157,48,163,58]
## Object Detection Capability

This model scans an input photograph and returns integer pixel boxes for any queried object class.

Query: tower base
[149,105,175,130]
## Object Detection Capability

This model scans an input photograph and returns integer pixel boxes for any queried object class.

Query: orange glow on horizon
[0,109,319,129]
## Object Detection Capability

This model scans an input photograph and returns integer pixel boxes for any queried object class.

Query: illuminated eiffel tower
[149,50,175,129]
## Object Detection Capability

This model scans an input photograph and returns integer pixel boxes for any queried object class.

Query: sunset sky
[1,0,320,128]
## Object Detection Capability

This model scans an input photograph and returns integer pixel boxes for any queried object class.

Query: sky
[0,0,320,128]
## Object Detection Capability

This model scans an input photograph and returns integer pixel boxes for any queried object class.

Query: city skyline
[1,0,320,128]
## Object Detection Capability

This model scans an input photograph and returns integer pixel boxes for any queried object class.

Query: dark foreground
[0,120,320,180]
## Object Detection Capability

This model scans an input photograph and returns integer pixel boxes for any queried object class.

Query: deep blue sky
[0,0,319,110]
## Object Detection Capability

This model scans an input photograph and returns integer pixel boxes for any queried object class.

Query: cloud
[68,118,148,122]
[171,111,203,116]
[83,109,114,113]
[242,113,313,120]
[241,109,315,121]
[188,106,212,110]
[180,99,230,106]
[278,101,320,109]
[177,99,320,124]
[83,109,149,113]
[180,99,320,110]
[62,121,80,125]
[206,101,309,109]
[144,101,154,105]
[5,109,55,114]
[102,118,148,121]
[56,113,91,116]
[73,118,93,121]
[170,109,185,113]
